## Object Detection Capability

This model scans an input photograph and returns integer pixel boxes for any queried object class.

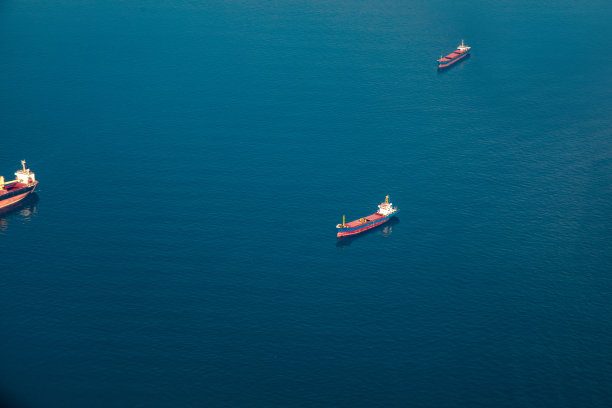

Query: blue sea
[1,1,612,407]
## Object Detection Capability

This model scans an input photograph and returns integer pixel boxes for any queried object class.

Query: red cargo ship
[437,40,471,70]
[336,195,399,238]
[0,161,38,211]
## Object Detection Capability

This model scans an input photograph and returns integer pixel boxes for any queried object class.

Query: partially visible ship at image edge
[0,160,38,210]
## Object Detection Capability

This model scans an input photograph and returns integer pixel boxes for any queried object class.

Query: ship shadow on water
[437,53,471,73]
[336,217,400,248]
[0,193,39,231]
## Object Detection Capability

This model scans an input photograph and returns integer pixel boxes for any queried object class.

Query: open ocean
[1,1,612,407]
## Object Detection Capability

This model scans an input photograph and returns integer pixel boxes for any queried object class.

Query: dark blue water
[2,1,612,407]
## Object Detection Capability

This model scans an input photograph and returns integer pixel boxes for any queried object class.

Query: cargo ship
[0,161,38,211]
[437,40,471,70]
[336,195,399,238]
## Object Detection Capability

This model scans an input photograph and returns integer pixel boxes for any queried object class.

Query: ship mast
[21,160,27,172]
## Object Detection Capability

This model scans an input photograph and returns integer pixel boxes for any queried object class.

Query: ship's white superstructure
[377,195,398,216]
[15,160,36,185]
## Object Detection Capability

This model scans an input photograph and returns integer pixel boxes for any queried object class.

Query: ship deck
[0,182,27,195]
[344,212,385,228]
[439,50,464,62]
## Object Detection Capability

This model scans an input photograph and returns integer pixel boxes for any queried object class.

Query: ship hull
[438,51,470,70]
[337,211,399,238]
[0,184,37,210]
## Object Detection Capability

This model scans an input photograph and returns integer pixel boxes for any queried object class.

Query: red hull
[438,51,468,68]
[0,192,32,210]
[0,183,37,210]
[337,217,392,237]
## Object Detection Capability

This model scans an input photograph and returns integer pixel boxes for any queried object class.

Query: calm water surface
[1,1,612,407]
